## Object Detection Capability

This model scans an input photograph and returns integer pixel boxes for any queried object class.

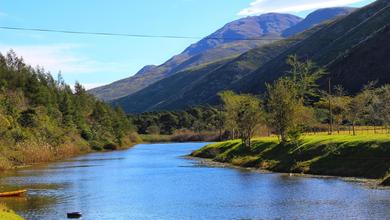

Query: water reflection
[0,143,389,220]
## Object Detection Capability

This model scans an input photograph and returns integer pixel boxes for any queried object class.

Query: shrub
[90,141,103,151]
[18,109,39,128]
[10,128,27,142]
[80,128,93,141]
[103,142,118,151]
[129,132,142,143]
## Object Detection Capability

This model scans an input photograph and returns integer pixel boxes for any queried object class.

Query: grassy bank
[0,133,140,170]
[191,134,390,185]
[0,204,24,220]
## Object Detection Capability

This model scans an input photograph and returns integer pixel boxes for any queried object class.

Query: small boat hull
[67,212,82,219]
[0,189,27,197]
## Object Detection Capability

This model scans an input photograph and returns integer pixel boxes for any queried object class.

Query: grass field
[306,126,390,136]
[191,134,390,185]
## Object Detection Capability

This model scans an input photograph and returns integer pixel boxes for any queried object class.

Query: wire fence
[305,126,390,136]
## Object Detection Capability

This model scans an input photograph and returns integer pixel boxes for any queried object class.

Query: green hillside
[235,0,390,94]
[0,51,138,169]
[114,0,390,113]
[112,38,296,112]
[111,24,324,112]
[89,14,302,101]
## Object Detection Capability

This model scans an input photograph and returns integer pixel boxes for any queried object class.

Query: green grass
[191,134,390,182]
[0,204,24,220]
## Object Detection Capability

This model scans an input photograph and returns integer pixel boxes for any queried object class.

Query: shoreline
[1,143,138,172]
[187,156,390,190]
[190,135,390,187]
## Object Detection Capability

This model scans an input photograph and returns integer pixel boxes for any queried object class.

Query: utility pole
[328,77,333,135]
[218,105,223,141]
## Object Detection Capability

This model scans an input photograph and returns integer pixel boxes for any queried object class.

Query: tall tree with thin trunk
[266,55,324,143]
[219,91,263,147]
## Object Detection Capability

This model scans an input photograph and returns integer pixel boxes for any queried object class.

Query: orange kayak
[0,189,27,197]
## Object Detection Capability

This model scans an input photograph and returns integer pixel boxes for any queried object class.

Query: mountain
[111,6,363,113]
[111,25,321,113]
[89,13,303,101]
[234,0,390,95]
[282,7,356,37]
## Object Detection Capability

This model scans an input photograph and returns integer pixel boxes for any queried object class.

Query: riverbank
[191,134,390,186]
[0,204,24,220]
[0,134,140,171]
[140,131,221,143]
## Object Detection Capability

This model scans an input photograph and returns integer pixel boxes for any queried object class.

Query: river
[1,143,390,220]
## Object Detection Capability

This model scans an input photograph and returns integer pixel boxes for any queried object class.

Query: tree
[370,85,390,132]
[266,78,302,143]
[219,91,263,147]
[266,55,324,143]
[159,112,178,134]
[235,94,263,148]
[317,86,351,134]
[286,55,325,104]
[218,91,240,139]
[59,92,75,127]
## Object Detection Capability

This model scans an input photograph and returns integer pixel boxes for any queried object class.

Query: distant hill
[89,13,303,101]
[282,7,356,37]
[111,25,322,113]
[111,5,368,113]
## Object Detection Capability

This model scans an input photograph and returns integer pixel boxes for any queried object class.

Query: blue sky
[0,0,375,89]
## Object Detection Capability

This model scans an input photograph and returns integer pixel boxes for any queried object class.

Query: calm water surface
[1,143,390,220]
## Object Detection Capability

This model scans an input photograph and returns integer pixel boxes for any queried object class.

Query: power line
[0,26,303,41]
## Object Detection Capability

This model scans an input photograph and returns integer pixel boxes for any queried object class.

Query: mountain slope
[89,14,303,101]
[282,7,356,37]
[234,0,390,95]
[111,7,361,113]
[112,27,321,113]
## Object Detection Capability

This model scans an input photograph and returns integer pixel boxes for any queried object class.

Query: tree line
[130,106,222,135]
[0,50,137,165]
[218,55,390,146]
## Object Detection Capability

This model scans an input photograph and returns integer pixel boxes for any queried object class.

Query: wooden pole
[328,78,333,135]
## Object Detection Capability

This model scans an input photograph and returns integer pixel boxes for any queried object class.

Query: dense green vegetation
[130,106,224,142]
[0,51,138,169]
[191,135,390,182]
[217,55,389,145]
[131,106,221,135]
[192,54,390,185]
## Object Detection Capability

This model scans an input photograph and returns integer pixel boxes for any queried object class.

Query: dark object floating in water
[67,212,82,219]
[0,189,27,197]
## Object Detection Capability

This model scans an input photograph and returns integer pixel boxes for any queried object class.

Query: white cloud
[0,44,132,75]
[239,0,365,15]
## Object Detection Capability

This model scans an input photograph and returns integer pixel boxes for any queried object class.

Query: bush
[129,132,142,143]
[103,142,118,151]
[90,141,103,151]
[81,128,93,141]
[10,128,27,142]
[0,114,11,133]
[287,127,303,145]
[18,109,39,128]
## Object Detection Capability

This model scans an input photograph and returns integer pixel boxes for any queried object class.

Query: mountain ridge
[111,2,390,113]
[89,13,303,101]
